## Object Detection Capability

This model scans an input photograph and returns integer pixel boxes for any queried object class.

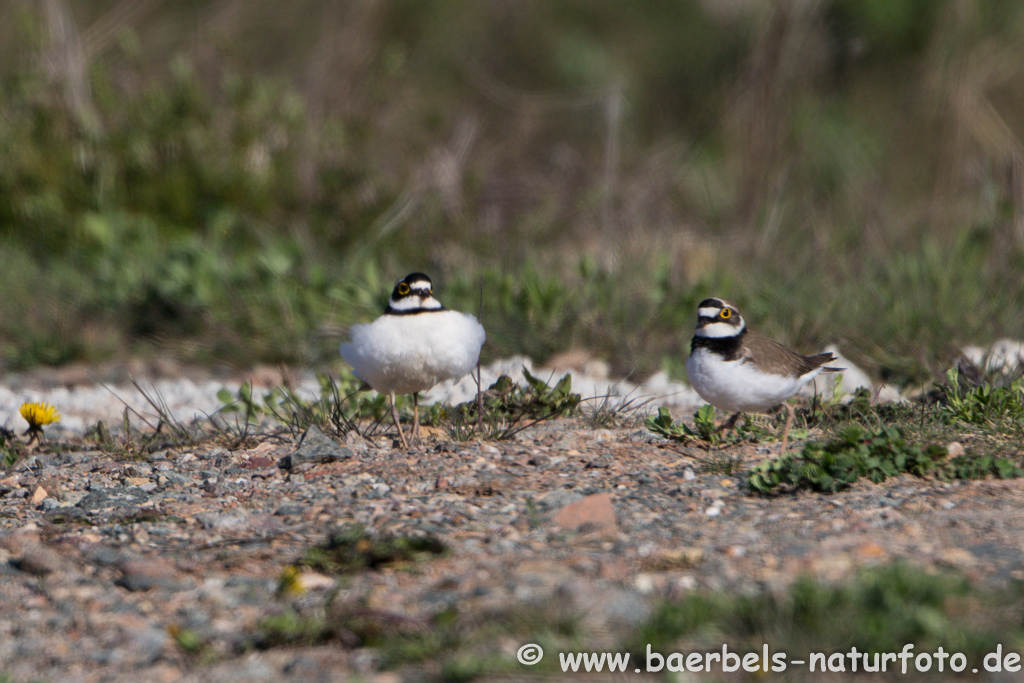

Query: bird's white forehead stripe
[695,321,743,338]
[389,296,441,311]
[698,307,721,318]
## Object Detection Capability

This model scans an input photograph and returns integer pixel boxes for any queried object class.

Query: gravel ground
[0,350,1020,682]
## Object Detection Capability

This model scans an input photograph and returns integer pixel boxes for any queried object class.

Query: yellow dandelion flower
[277,565,306,596]
[20,402,61,437]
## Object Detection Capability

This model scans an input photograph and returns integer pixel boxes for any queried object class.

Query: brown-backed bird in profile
[685,297,841,449]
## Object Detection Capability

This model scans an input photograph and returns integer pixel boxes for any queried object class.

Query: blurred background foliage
[1,0,1023,385]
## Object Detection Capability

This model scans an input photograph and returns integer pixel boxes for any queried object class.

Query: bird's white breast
[685,347,825,413]
[340,311,486,395]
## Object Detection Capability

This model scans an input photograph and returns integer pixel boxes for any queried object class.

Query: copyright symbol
[517,643,544,665]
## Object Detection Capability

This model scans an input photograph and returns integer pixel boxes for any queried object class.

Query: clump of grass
[303,524,447,575]
[215,373,382,439]
[167,624,207,657]
[255,610,336,649]
[629,564,1010,669]
[580,391,651,430]
[941,368,1024,427]
[0,429,18,468]
[431,369,581,442]
[748,424,1023,494]
[212,368,584,448]
[646,405,781,447]
[255,604,462,672]
[795,387,925,434]
[80,380,222,460]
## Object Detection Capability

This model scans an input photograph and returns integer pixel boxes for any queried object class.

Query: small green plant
[941,368,1024,426]
[646,405,775,446]
[87,381,215,460]
[167,624,207,656]
[695,450,745,476]
[630,564,1008,665]
[580,392,649,430]
[951,453,1024,480]
[215,373,386,439]
[0,430,17,468]
[499,369,581,421]
[254,604,469,672]
[749,425,1023,494]
[303,524,447,574]
[797,385,869,425]
[748,425,946,493]
[433,369,582,441]
[256,610,334,648]
[216,381,263,424]
[647,405,717,443]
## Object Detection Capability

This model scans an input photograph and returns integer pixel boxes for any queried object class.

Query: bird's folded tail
[809,351,844,372]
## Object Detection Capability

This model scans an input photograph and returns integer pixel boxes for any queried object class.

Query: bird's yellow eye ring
[397,283,410,295]
[720,309,731,319]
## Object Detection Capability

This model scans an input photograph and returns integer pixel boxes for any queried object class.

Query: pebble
[278,426,353,469]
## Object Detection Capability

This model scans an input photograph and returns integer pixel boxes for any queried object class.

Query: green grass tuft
[630,564,1008,667]
[748,425,1023,494]
[941,368,1024,427]
[303,524,448,575]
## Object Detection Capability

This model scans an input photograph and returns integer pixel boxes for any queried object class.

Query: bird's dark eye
[397,283,410,295]
[720,309,731,319]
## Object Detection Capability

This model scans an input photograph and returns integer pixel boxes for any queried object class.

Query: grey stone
[44,508,90,525]
[83,545,128,567]
[50,451,93,466]
[115,559,193,592]
[196,510,250,531]
[9,545,66,576]
[62,490,88,505]
[535,488,584,511]
[129,626,169,665]
[77,487,151,512]
[161,472,191,486]
[278,425,354,469]
[199,447,230,460]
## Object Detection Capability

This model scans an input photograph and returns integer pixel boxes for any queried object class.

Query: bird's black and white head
[385,272,446,315]
[694,297,745,339]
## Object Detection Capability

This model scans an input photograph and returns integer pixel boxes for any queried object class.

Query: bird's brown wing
[741,332,840,377]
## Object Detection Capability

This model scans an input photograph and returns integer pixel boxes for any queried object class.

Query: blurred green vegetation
[1,0,1023,384]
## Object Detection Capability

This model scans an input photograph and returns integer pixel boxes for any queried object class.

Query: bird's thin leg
[476,357,483,432]
[412,392,420,442]
[390,392,409,450]
[779,402,795,453]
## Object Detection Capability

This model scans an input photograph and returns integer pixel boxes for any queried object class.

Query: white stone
[962,339,1024,374]
[801,344,872,401]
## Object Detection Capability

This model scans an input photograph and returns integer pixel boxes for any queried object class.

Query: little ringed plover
[340,273,486,449]
[685,297,840,447]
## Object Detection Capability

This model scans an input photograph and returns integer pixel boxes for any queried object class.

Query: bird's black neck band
[384,305,447,316]
[691,329,746,361]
